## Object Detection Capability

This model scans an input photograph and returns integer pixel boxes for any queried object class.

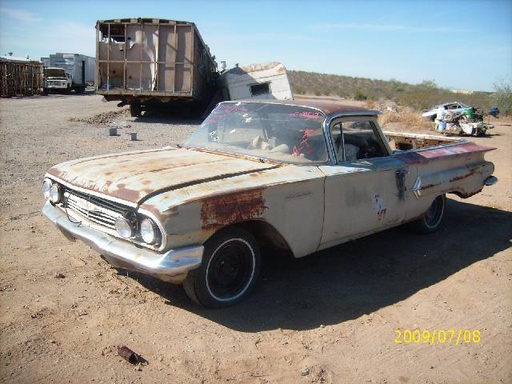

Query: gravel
[0,93,200,189]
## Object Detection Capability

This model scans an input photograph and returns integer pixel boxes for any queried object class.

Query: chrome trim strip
[412,176,422,199]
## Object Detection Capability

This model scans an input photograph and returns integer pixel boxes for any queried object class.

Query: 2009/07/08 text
[394,329,481,345]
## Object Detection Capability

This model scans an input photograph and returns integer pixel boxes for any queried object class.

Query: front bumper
[42,201,204,283]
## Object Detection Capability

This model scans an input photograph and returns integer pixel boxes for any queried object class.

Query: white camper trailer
[220,62,293,101]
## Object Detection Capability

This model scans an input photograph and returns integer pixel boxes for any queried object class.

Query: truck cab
[43,67,72,94]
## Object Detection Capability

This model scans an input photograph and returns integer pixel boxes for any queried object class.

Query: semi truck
[41,53,95,94]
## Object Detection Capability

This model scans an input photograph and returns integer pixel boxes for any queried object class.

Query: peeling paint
[373,194,387,220]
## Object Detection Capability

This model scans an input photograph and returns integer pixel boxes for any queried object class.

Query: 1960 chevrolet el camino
[42,100,497,307]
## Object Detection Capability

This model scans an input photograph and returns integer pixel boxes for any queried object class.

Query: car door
[317,117,409,250]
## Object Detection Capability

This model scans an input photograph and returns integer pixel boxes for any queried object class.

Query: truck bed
[384,130,460,150]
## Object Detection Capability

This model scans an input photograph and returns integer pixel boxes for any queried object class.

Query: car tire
[183,227,261,308]
[409,194,446,234]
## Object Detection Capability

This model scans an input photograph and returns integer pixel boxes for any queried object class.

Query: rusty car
[42,100,497,307]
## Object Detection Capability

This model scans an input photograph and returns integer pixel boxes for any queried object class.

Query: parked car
[42,100,497,307]
[421,101,471,121]
[489,106,500,118]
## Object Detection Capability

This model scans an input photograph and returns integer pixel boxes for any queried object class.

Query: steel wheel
[410,194,446,234]
[183,228,260,308]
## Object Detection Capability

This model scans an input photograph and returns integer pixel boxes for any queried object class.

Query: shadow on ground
[117,198,511,332]
[132,110,204,126]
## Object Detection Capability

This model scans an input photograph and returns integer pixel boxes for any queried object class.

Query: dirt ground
[0,94,510,384]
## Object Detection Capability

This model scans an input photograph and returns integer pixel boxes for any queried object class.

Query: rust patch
[114,183,153,203]
[201,189,266,230]
[450,169,476,182]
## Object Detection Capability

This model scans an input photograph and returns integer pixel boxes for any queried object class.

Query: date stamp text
[394,329,481,345]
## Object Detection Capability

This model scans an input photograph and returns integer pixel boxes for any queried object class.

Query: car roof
[220,99,381,117]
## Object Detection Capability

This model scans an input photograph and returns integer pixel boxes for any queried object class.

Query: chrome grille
[63,188,127,229]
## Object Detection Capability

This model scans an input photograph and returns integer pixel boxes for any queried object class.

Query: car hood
[46,147,280,205]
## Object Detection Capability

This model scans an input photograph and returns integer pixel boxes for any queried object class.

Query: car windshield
[185,102,329,164]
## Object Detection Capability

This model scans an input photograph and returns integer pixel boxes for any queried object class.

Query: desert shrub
[292,84,305,95]
[354,90,367,101]
[492,78,512,116]
[378,109,432,130]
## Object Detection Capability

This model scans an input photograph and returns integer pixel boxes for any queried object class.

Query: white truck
[42,67,72,94]
[41,53,95,94]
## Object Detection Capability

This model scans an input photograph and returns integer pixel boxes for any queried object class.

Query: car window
[330,118,389,162]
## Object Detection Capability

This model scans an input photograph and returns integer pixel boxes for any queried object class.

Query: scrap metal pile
[436,106,493,136]
[443,107,492,136]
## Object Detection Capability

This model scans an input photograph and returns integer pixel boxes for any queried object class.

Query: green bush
[354,90,367,101]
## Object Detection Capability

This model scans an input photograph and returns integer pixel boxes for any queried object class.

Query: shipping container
[95,18,218,117]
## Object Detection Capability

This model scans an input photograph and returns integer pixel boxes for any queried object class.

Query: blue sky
[0,0,510,92]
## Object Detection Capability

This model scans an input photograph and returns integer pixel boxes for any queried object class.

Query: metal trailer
[42,53,95,94]
[95,18,218,117]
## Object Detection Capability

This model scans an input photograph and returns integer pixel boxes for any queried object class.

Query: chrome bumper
[42,201,204,283]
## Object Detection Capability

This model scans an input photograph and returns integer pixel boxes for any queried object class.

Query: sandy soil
[0,94,510,384]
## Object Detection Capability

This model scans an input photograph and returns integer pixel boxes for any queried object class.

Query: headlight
[43,178,63,203]
[115,216,136,238]
[42,179,52,199]
[140,218,159,244]
[49,184,63,203]
[115,212,161,246]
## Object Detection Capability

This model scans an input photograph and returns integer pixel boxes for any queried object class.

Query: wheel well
[448,189,481,199]
[225,220,293,258]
